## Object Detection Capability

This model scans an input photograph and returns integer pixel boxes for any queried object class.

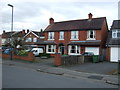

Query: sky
[1,0,119,34]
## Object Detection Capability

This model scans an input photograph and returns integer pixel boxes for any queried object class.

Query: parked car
[31,48,43,56]
[82,52,94,56]
[3,48,13,54]
[2,46,7,52]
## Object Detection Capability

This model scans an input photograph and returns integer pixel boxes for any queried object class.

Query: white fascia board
[23,31,40,39]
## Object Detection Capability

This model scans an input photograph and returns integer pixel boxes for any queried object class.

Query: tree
[11,37,25,49]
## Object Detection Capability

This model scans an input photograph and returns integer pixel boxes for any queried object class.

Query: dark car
[82,52,94,56]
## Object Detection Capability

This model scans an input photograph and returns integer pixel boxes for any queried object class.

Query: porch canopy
[35,41,57,45]
[68,40,101,46]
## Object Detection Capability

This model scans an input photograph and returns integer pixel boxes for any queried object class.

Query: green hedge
[17,50,29,56]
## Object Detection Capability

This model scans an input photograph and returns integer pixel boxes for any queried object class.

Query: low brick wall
[1,52,35,62]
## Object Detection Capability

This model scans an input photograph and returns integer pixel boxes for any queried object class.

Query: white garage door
[85,47,99,55]
[111,47,120,62]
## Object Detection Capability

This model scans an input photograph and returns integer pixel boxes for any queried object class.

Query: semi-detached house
[43,13,108,57]
[107,20,120,62]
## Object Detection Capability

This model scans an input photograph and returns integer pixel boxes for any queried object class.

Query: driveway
[60,61,118,75]
[34,57,118,75]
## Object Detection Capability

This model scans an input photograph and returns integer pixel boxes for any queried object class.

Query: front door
[60,46,64,55]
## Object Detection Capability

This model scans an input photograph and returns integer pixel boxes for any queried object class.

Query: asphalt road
[2,64,118,88]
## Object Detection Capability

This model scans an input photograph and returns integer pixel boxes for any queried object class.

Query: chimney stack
[88,13,93,19]
[49,18,54,24]
[40,29,43,32]
[27,29,29,33]
[22,29,25,34]
[3,30,5,33]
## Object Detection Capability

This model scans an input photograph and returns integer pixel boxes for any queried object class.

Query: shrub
[39,53,51,58]
[17,50,29,56]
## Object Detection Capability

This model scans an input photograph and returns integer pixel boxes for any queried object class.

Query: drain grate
[88,75,103,80]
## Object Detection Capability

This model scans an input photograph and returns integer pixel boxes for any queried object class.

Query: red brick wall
[101,19,108,48]
[1,52,35,62]
[44,30,104,55]
[45,30,102,42]
[54,53,61,66]
[107,47,110,61]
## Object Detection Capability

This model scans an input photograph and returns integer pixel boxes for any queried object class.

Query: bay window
[46,45,56,53]
[69,45,80,55]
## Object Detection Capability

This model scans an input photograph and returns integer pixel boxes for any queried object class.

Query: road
[2,64,118,88]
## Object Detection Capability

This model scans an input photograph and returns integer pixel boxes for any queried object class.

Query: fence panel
[61,55,85,65]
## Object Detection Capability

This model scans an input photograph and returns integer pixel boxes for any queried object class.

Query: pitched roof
[32,31,45,37]
[23,31,44,38]
[111,20,120,29]
[12,31,26,37]
[44,17,106,32]
[106,30,120,45]
[2,31,15,38]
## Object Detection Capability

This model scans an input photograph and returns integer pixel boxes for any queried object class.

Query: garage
[110,47,120,62]
[85,47,99,55]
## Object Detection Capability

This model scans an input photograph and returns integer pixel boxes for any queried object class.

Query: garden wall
[1,52,35,62]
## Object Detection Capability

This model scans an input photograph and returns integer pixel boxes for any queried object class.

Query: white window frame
[33,37,37,42]
[59,31,64,40]
[68,45,80,55]
[48,32,54,40]
[26,37,32,42]
[87,30,96,40]
[112,30,120,38]
[71,31,79,40]
[46,45,56,54]
[58,46,65,54]
[2,39,6,44]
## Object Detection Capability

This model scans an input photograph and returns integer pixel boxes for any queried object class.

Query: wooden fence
[61,55,93,65]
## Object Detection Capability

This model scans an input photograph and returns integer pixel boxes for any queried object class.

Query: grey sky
[1,0,119,34]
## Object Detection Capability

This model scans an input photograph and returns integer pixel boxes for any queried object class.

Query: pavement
[1,58,119,86]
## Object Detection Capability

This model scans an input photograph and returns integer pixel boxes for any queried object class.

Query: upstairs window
[71,31,78,40]
[59,31,64,40]
[33,38,37,42]
[26,38,32,42]
[48,32,54,40]
[112,30,120,38]
[87,30,95,40]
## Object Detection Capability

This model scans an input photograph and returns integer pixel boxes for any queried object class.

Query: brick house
[1,30,15,46]
[106,20,120,62]
[23,29,45,50]
[44,13,108,57]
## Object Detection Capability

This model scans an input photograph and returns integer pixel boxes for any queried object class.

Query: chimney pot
[3,30,5,33]
[88,13,93,19]
[27,29,29,33]
[49,18,54,24]
[22,29,25,34]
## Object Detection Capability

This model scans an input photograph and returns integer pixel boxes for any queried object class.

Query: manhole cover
[88,75,103,80]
